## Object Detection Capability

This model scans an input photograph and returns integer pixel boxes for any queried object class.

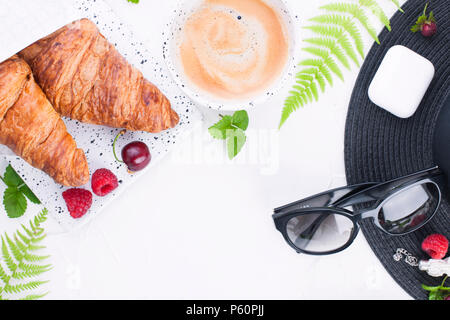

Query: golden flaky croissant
[0,55,89,187]
[19,18,179,133]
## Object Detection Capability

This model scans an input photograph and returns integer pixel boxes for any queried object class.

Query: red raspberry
[62,188,93,219]
[421,234,449,260]
[91,168,118,196]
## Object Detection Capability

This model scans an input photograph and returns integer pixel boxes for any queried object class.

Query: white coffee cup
[163,0,297,111]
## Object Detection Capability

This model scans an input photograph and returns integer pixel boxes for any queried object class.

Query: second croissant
[0,55,89,187]
[19,18,179,133]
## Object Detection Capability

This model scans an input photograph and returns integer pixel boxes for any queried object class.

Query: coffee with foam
[176,0,290,102]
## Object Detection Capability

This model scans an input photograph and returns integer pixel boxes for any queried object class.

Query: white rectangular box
[368,45,435,118]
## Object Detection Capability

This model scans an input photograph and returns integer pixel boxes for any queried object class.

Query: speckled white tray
[0,0,202,231]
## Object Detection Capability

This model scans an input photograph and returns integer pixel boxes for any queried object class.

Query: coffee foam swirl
[177,0,289,101]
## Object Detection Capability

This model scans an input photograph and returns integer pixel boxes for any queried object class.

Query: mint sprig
[208,110,249,159]
[127,0,139,3]
[0,165,41,219]
[422,276,450,300]
[3,188,27,218]
[411,2,435,32]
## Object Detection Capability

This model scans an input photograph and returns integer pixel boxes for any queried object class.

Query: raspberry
[91,168,118,196]
[62,188,93,219]
[421,234,449,260]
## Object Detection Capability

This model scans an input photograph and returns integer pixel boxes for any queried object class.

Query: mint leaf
[209,110,249,159]
[410,25,421,32]
[3,165,23,188]
[231,110,249,131]
[417,15,427,24]
[127,0,139,3]
[422,276,450,300]
[19,185,41,205]
[3,187,27,218]
[208,115,233,140]
[226,128,246,160]
[1,165,41,217]
[3,164,40,204]
[429,11,435,22]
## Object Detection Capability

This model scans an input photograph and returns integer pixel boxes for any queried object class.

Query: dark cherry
[421,21,437,37]
[112,130,151,172]
[121,141,151,172]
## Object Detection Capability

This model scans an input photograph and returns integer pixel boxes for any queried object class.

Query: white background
[1,0,412,299]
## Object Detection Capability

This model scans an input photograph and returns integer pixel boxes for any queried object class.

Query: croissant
[0,55,89,187]
[19,18,179,133]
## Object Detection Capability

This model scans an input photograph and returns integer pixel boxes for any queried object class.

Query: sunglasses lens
[378,182,440,234]
[286,211,355,253]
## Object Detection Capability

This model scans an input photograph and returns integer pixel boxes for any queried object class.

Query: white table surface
[2,0,412,299]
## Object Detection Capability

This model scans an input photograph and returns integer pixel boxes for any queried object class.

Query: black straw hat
[344,0,450,300]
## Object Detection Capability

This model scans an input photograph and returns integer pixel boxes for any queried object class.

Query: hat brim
[344,0,450,300]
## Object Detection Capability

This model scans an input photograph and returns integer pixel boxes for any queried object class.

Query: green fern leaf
[301,47,345,81]
[304,87,314,103]
[298,59,333,86]
[279,0,402,128]
[320,2,380,44]
[324,56,344,81]
[16,231,31,246]
[20,292,48,300]
[30,234,46,244]
[27,244,46,251]
[23,253,50,263]
[12,268,48,280]
[304,38,350,69]
[297,67,326,92]
[283,97,296,110]
[359,0,391,31]
[314,72,326,92]
[18,262,51,274]
[295,80,311,88]
[296,71,315,82]
[317,65,333,86]
[0,209,50,300]
[296,67,318,76]
[21,224,34,239]
[0,264,9,283]
[14,236,28,254]
[302,46,329,60]
[389,0,404,13]
[1,237,17,273]
[280,88,310,127]
[308,14,364,60]
[291,93,306,107]
[281,78,321,128]
[335,34,361,67]
[33,211,47,225]
[298,93,308,106]
[298,58,323,68]
[3,280,48,294]
[309,81,319,101]
[291,88,303,97]
[298,58,324,68]
[5,234,23,262]
[279,103,299,129]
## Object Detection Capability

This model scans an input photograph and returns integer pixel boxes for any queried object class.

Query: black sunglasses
[273,167,444,255]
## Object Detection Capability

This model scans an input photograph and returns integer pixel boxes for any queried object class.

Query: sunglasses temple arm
[274,182,378,215]
[298,215,327,240]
